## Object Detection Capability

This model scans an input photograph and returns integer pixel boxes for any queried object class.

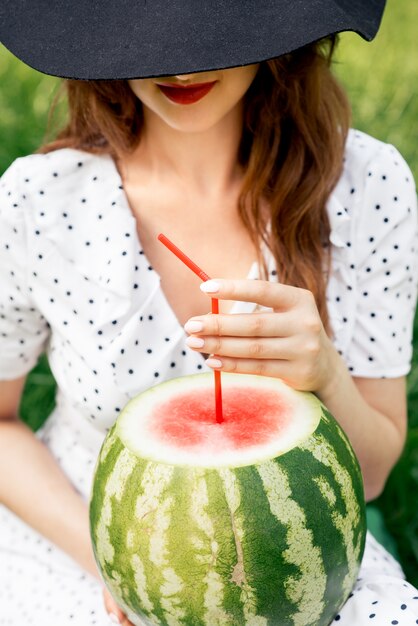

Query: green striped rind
[90,403,366,626]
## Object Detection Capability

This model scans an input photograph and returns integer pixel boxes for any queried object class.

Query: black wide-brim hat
[0,0,386,80]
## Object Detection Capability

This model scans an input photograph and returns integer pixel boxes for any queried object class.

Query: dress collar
[327,192,352,250]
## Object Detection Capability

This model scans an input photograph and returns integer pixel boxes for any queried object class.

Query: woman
[0,1,417,624]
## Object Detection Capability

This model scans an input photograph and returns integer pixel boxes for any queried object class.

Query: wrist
[315,337,347,404]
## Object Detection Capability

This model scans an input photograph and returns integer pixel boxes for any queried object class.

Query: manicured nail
[206,358,223,368]
[186,336,205,348]
[109,614,121,625]
[200,280,220,293]
[184,320,204,333]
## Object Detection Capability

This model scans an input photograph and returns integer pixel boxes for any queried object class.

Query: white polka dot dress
[0,129,417,625]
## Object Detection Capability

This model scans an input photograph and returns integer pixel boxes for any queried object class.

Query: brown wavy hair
[39,36,351,332]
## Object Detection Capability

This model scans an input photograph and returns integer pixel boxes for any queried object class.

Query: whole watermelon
[90,372,366,626]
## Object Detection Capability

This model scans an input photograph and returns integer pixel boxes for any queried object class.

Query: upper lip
[155,81,216,89]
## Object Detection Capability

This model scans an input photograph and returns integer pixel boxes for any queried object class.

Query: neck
[123,102,245,197]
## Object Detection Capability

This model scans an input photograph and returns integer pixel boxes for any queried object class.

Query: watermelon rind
[116,373,322,468]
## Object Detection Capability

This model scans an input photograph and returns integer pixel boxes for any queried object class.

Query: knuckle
[255,360,268,376]
[211,314,222,335]
[302,287,315,302]
[212,337,222,353]
[290,285,304,303]
[305,340,320,356]
[251,314,265,336]
[249,340,264,357]
[305,316,322,335]
[299,288,316,308]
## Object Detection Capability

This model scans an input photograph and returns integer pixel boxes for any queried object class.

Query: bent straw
[157,233,224,424]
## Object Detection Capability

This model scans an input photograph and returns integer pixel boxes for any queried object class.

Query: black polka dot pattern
[326,131,418,378]
[0,509,111,625]
[328,534,418,624]
[0,132,417,622]
[0,151,215,429]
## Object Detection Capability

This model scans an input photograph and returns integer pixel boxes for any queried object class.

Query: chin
[162,111,225,134]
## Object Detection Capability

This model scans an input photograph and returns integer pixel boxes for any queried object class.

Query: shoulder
[0,149,121,236]
[330,130,416,236]
[1,148,113,196]
[344,129,393,167]
[340,129,415,198]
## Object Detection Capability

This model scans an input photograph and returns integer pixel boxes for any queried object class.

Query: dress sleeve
[0,160,50,380]
[345,144,418,378]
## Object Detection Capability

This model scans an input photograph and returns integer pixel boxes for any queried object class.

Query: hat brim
[0,0,386,80]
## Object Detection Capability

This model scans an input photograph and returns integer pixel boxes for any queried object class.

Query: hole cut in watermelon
[152,387,290,449]
[118,373,322,468]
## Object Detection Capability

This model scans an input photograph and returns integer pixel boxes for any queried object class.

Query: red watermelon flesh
[151,387,290,449]
[118,373,320,468]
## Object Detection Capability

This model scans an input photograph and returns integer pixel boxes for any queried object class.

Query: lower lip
[156,82,217,105]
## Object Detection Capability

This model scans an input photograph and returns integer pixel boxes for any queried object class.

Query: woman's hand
[183,277,408,501]
[103,588,138,626]
[184,278,337,395]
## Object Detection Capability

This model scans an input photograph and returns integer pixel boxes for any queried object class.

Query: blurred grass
[335,0,418,178]
[0,0,417,585]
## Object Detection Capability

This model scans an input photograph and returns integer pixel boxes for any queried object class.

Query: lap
[335,533,418,625]
[1,505,417,625]
[0,506,111,626]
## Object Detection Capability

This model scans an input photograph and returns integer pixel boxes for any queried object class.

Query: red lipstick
[156,81,217,105]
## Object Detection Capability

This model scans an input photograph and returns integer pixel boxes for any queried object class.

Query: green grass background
[1,0,417,585]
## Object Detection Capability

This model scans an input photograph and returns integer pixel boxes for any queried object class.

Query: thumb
[103,587,125,623]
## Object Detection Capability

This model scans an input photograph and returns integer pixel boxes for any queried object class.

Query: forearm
[0,418,100,579]
[316,343,405,501]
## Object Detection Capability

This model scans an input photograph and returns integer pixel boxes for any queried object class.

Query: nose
[172,74,200,82]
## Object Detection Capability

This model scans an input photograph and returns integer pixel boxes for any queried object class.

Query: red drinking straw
[157,233,224,424]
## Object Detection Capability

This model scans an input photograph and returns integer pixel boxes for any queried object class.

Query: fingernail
[186,336,205,348]
[109,614,121,625]
[200,280,220,293]
[206,358,223,368]
[184,320,204,333]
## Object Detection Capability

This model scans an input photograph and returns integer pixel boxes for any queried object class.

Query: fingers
[186,335,296,360]
[185,279,325,391]
[108,610,135,626]
[184,311,298,338]
[204,356,319,391]
[200,278,309,310]
[103,588,135,626]
[204,356,299,384]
